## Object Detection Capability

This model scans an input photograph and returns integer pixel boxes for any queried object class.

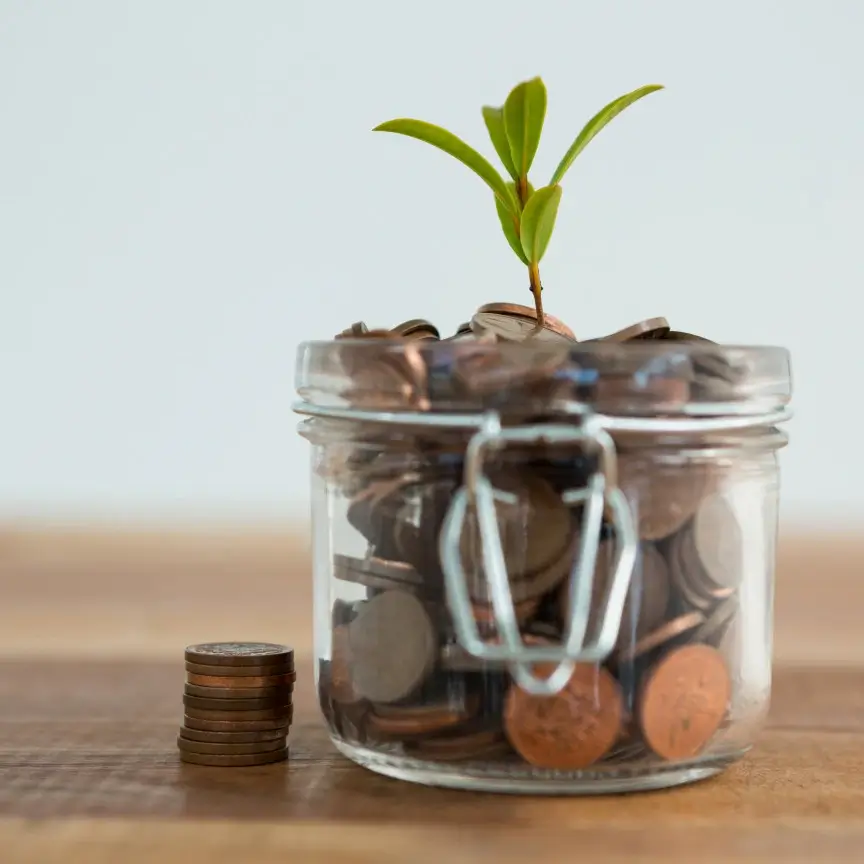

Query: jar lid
[296,340,791,419]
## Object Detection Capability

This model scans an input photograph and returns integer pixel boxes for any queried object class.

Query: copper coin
[330,624,363,705]
[183,713,290,733]
[475,302,576,340]
[405,726,508,760]
[183,705,292,722]
[504,663,622,769]
[179,726,287,744]
[617,456,710,541]
[184,683,294,700]
[594,375,690,409]
[177,736,286,756]
[617,611,706,662]
[471,596,539,627]
[179,747,289,767]
[471,311,574,344]
[693,492,744,590]
[348,590,437,703]
[661,330,715,343]
[184,643,294,668]
[595,317,670,342]
[187,672,296,688]
[183,694,290,713]
[392,318,440,340]
[367,702,477,738]
[639,644,731,760]
[333,553,424,591]
[185,661,294,677]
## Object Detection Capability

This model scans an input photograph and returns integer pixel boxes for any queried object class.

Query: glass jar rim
[296,339,792,420]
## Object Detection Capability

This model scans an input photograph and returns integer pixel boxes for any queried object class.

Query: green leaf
[503,77,547,178]
[519,184,562,264]
[549,84,664,185]
[495,183,529,264]
[482,106,518,181]
[373,118,517,214]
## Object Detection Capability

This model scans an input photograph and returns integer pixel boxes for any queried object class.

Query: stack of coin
[179,642,294,766]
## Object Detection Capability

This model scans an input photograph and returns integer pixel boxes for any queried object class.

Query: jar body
[307,420,781,794]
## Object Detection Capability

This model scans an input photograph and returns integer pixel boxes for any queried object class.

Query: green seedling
[375,78,663,324]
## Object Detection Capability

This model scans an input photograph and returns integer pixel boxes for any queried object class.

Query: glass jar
[295,337,792,794]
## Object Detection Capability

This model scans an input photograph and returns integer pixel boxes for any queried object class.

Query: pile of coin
[178,642,294,766]
[313,302,753,772]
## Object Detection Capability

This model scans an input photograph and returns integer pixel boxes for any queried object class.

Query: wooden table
[2,528,862,863]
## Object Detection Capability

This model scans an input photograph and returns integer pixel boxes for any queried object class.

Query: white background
[1,0,861,527]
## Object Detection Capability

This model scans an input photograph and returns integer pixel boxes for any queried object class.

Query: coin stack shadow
[179,642,295,767]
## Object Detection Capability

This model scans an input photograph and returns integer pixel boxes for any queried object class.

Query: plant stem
[528,263,544,324]
[516,176,545,325]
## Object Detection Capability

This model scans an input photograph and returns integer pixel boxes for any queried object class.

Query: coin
[452,342,570,398]
[183,705,293,722]
[184,683,294,700]
[471,596,540,628]
[337,321,369,339]
[594,375,690,410]
[694,597,738,646]
[330,624,363,705]
[333,553,425,593]
[183,714,290,733]
[186,672,297,689]
[184,643,294,668]
[440,642,507,672]
[392,318,440,340]
[661,330,714,343]
[639,644,731,760]
[593,317,670,342]
[617,611,706,662]
[179,726,287,744]
[404,725,510,761]
[665,525,714,612]
[179,748,289,767]
[183,694,290,712]
[177,736,287,755]
[348,590,437,703]
[367,699,478,737]
[461,473,572,594]
[575,539,671,649]
[475,302,576,340]
[692,492,743,590]
[185,661,294,677]
[617,456,710,541]
[471,311,574,343]
[504,663,622,769]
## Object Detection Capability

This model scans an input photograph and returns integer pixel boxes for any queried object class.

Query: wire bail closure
[438,410,639,697]
[292,396,791,698]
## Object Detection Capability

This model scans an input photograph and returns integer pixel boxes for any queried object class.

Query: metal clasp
[438,410,638,696]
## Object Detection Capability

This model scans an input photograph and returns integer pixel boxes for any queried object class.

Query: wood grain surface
[1,526,861,863]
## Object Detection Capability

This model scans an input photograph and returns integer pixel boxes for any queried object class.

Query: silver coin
[470,311,574,344]
[694,596,738,646]
[666,525,714,612]
[693,492,744,590]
